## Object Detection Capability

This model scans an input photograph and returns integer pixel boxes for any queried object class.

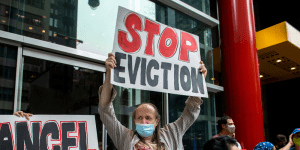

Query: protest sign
[0,115,98,150]
[111,6,208,98]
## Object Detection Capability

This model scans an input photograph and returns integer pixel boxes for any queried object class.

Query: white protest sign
[0,115,98,150]
[111,6,208,98]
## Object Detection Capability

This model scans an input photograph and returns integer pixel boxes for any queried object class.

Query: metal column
[218,0,265,149]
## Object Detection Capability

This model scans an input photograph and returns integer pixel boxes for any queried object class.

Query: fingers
[108,53,116,64]
[13,112,21,117]
[106,53,117,69]
[24,114,30,121]
[15,111,24,117]
[199,61,207,78]
[106,59,116,69]
[199,61,207,73]
[13,111,33,121]
[108,53,115,58]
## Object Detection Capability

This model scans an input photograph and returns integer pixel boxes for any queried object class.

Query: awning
[213,21,300,85]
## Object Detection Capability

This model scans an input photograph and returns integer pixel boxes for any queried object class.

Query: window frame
[0,0,223,148]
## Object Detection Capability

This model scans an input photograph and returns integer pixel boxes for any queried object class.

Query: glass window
[180,0,210,15]
[49,18,53,26]
[0,0,156,52]
[19,56,104,148]
[0,0,213,76]
[54,19,58,27]
[20,56,104,114]
[0,43,18,114]
[169,93,216,150]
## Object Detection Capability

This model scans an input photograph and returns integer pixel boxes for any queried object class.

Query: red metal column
[217,0,265,149]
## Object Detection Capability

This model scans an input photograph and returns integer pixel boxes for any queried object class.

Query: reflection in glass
[0,0,78,48]
[180,0,210,15]
[21,56,103,114]
[0,43,17,114]
[20,56,104,146]
[0,0,156,55]
[169,93,216,150]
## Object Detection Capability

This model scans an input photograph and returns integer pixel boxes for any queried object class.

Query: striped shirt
[98,85,203,150]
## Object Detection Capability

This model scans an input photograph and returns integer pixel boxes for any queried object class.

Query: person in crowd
[254,142,276,150]
[213,116,242,149]
[203,135,239,150]
[98,53,207,150]
[280,128,300,150]
[213,116,235,138]
[275,134,287,150]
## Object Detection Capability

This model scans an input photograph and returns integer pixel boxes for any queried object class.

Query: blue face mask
[136,121,156,137]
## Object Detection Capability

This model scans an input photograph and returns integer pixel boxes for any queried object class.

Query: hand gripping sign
[0,115,98,150]
[111,6,208,98]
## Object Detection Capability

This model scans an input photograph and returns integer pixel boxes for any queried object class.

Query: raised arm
[101,53,116,108]
[279,134,294,150]
[161,61,207,141]
[98,53,133,149]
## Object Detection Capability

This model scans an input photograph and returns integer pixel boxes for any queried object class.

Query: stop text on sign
[111,6,208,98]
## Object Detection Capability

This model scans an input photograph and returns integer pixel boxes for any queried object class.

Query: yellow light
[6,11,8,14]
[211,78,215,80]
[65,37,68,39]
[42,16,47,18]
[260,75,263,78]
[29,27,33,30]
[291,67,296,70]
[42,30,45,33]
[53,33,57,37]
[2,20,6,23]
[276,59,281,63]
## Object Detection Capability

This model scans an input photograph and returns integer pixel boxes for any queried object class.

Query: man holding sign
[99,6,208,150]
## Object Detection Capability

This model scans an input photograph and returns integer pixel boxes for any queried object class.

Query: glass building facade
[0,0,221,150]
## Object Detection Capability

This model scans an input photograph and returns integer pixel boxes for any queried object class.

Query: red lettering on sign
[144,19,159,56]
[158,27,178,58]
[179,31,198,62]
[118,13,142,53]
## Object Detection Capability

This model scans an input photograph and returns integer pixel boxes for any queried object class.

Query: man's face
[135,104,158,127]
[222,119,234,129]
[227,119,234,126]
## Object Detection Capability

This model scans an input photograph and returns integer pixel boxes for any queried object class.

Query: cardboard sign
[0,115,98,150]
[111,6,208,98]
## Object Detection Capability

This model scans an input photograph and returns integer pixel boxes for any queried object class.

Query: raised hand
[13,111,33,121]
[199,61,207,78]
[105,53,117,71]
